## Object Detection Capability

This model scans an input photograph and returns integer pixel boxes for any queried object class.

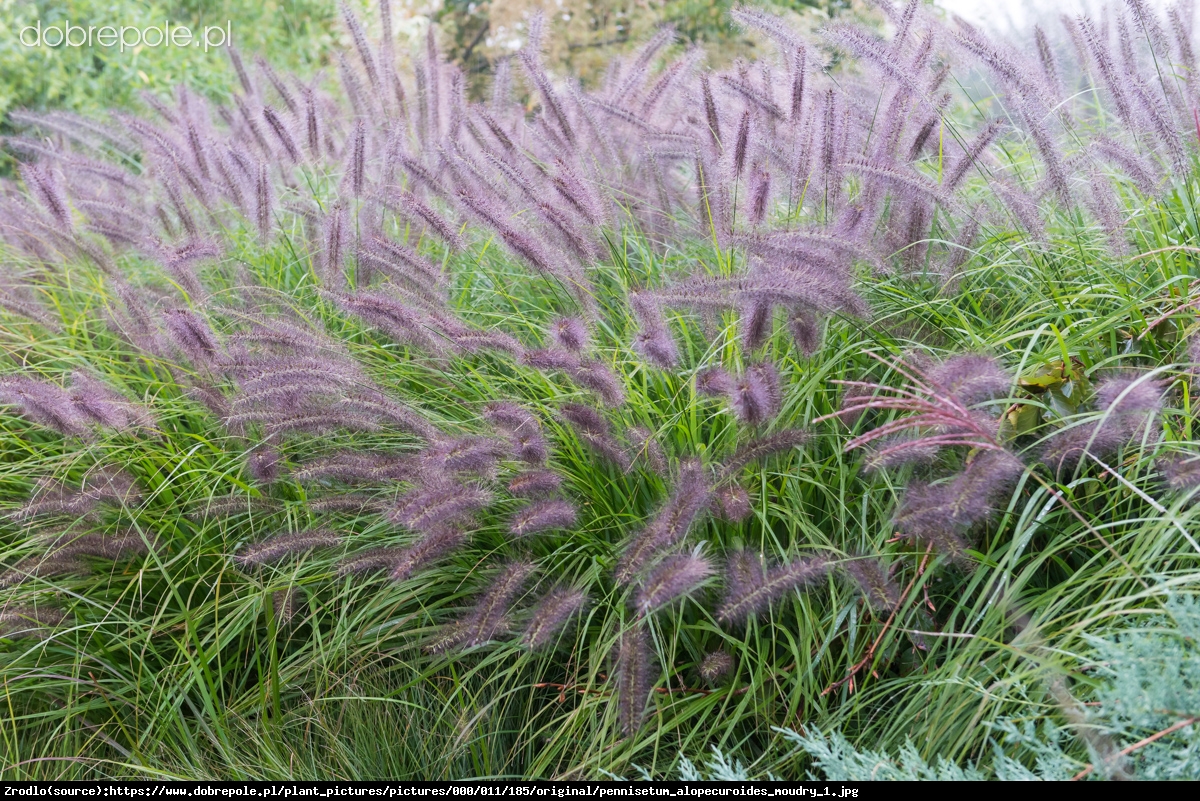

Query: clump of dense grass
[2,0,1200,780]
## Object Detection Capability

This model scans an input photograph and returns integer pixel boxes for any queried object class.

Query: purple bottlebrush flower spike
[1158,454,1200,496]
[1032,25,1063,97]
[711,483,752,522]
[349,118,367,197]
[511,427,549,465]
[228,47,255,97]
[731,111,751,179]
[321,204,349,284]
[841,556,901,612]
[719,75,784,121]
[558,404,606,437]
[1085,168,1128,257]
[19,163,72,229]
[550,158,606,226]
[1125,0,1171,56]
[747,165,772,225]
[234,528,341,567]
[340,2,381,92]
[255,162,273,241]
[635,552,713,615]
[991,178,1047,243]
[188,493,279,521]
[716,552,829,624]
[44,528,155,561]
[224,398,381,437]
[307,494,387,515]
[390,527,469,581]
[1168,5,1197,73]
[892,480,975,565]
[13,469,142,522]
[1091,138,1162,196]
[325,289,443,353]
[227,314,339,354]
[613,24,677,101]
[894,449,1024,559]
[247,448,282,484]
[336,546,406,578]
[1040,373,1165,475]
[731,361,782,426]
[741,301,774,351]
[0,375,90,437]
[522,587,588,649]
[1093,373,1165,422]
[435,560,536,650]
[718,429,810,479]
[522,348,582,372]
[697,366,735,399]
[392,479,492,533]
[923,354,1010,406]
[627,426,667,473]
[302,88,321,157]
[613,626,654,736]
[517,16,575,147]
[0,554,90,589]
[843,157,956,210]
[273,587,304,625]
[700,73,722,149]
[261,106,300,162]
[387,191,466,252]
[862,432,943,472]
[0,605,69,639]
[486,403,548,464]
[551,317,589,352]
[508,469,563,498]
[256,57,297,113]
[337,54,370,120]
[422,435,508,475]
[569,359,626,407]
[616,458,711,583]
[0,277,58,330]
[357,234,447,300]
[162,308,224,368]
[629,292,679,369]
[821,354,1014,466]
[560,403,630,468]
[509,499,578,537]
[528,349,624,406]
[944,119,1004,191]
[730,5,804,53]
[788,313,823,357]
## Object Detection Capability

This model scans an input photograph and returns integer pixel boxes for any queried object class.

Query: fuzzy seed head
[698,650,734,685]
[636,553,713,614]
[522,587,587,649]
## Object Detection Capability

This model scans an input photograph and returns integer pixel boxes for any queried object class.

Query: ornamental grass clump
[3,0,1200,777]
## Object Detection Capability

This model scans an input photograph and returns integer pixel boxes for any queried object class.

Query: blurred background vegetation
[0,0,868,122]
[0,0,342,118]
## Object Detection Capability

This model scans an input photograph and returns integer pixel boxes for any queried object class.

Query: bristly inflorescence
[430,560,536,651]
[841,556,902,613]
[234,529,341,567]
[613,626,655,737]
[522,586,588,649]
[716,551,830,624]
[635,552,714,615]
[616,458,712,584]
